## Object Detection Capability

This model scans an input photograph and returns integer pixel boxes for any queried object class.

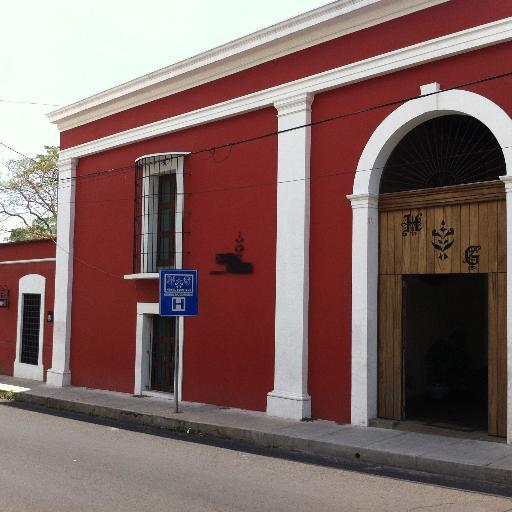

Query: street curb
[15,392,512,487]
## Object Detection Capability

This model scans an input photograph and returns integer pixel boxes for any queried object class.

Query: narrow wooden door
[488,272,507,437]
[378,274,403,420]
[151,316,176,392]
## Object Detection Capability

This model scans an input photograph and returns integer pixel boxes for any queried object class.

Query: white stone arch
[348,85,512,442]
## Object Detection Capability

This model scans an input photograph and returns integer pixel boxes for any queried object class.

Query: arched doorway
[377,114,506,436]
[348,87,512,442]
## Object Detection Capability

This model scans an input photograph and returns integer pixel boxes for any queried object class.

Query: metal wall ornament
[401,212,422,236]
[0,285,8,308]
[431,219,455,260]
[210,232,254,275]
[464,245,481,271]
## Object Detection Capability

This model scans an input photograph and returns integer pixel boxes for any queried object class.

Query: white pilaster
[500,176,512,444]
[347,193,379,426]
[47,157,78,387]
[267,93,313,420]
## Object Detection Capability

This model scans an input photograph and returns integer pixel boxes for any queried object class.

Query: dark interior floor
[406,395,487,432]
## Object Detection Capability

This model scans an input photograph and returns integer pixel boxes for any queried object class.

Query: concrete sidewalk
[2,375,512,487]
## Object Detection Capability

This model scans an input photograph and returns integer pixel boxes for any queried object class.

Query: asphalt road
[0,402,511,512]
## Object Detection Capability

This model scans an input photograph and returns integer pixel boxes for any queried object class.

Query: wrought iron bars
[133,154,187,274]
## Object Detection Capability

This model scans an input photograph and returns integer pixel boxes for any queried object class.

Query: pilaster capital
[58,156,79,175]
[347,193,379,210]
[500,175,512,192]
[274,92,314,117]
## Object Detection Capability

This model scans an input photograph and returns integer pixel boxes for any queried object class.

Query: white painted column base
[267,391,311,420]
[46,369,72,387]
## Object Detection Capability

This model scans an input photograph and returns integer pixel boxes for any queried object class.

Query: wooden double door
[378,181,507,437]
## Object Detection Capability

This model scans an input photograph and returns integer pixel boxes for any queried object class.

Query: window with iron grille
[133,154,185,273]
[20,293,41,365]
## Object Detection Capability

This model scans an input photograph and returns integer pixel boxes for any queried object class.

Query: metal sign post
[160,269,198,414]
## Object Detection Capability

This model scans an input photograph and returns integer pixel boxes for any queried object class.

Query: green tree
[0,146,58,242]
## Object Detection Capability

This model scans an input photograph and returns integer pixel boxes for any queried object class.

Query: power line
[1,69,511,189]
[48,142,512,197]
[0,98,61,107]
[47,68,512,186]
[0,142,37,163]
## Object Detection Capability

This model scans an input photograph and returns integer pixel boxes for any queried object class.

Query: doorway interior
[403,274,488,432]
[150,316,176,393]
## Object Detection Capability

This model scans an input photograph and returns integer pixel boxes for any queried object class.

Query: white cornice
[49,0,447,131]
[60,17,512,161]
[0,258,56,265]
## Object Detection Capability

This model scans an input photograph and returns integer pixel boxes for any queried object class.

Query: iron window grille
[380,115,505,194]
[133,153,186,274]
[20,293,41,365]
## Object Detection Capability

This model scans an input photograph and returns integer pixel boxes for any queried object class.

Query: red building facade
[43,1,512,438]
[0,240,55,379]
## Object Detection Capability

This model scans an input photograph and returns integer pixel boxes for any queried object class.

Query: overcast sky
[0,0,330,165]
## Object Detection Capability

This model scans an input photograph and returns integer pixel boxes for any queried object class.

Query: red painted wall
[60,0,512,149]
[0,240,55,377]
[68,41,512,419]
[70,108,277,411]
[63,0,512,420]
[309,42,512,423]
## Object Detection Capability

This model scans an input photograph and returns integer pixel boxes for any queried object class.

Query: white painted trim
[267,93,313,420]
[175,158,185,272]
[47,157,78,387]
[135,152,190,163]
[59,17,512,160]
[0,258,55,265]
[14,274,46,381]
[137,302,160,315]
[134,302,184,401]
[135,153,185,273]
[349,87,512,443]
[124,273,159,280]
[501,175,512,444]
[49,0,447,131]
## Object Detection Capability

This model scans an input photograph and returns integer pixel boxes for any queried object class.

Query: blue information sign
[159,269,198,317]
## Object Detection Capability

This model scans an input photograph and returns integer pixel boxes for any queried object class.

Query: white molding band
[0,258,56,265]
[47,157,78,387]
[14,274,46,381]
[49,0,447,131]
[134,302,184,401]
[59,17,512,161]
[267,93,313,420]
[350,86,512,443]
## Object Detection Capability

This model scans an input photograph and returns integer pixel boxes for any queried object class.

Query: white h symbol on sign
[172,297,186,312]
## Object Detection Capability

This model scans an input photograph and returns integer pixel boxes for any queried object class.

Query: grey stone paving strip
[3,375,512,487]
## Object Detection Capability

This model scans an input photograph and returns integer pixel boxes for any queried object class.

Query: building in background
[32,0,512,440]
[0,239,55,380]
